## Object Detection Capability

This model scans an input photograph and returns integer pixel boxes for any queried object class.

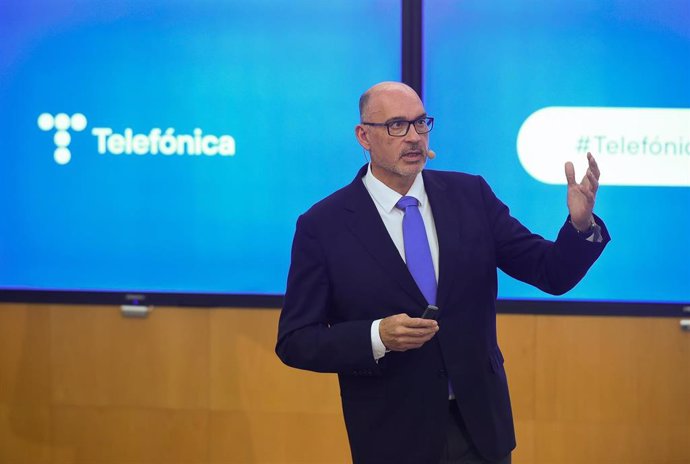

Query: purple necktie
[396,196,437,305]
[397,196,453,397]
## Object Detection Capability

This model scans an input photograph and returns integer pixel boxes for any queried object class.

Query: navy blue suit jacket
[276,165,610,463]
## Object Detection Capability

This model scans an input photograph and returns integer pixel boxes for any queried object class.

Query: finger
[587,152,600,179]
[564,162,576,186]
[405,317,439,329]
[399,333,437,348]
[389,321,435,334]
[403,341,428,350]
[386,313,414,328]
[587,169,599,191]
[397,326,438,338]
[401,337,432,346]
[578,185,595,204]
[581,171,598,193]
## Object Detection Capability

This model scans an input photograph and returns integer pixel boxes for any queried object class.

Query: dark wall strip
[402,0,423,98]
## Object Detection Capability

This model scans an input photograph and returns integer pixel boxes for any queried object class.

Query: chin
[400,159,426,175]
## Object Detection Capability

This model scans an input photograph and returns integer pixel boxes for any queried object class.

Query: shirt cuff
[371,319,387,361]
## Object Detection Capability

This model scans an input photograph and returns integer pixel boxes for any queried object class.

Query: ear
[355,124,371,151]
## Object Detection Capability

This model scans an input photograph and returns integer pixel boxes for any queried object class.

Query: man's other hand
[379,313,439,352]
[565,151,600,231]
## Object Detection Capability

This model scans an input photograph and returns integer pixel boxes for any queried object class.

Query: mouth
[401,150,425,161]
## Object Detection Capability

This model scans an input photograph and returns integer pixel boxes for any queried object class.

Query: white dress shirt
[362,164,440,361]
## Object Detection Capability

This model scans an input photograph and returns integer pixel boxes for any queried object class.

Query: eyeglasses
[361,116,434,137]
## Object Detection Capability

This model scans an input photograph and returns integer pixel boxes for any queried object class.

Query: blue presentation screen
[0,0,400,295]
[424,1,690,304]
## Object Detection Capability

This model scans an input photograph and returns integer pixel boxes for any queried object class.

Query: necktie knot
[396,196,419,211]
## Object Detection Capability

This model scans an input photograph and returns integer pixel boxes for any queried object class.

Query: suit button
[438,368,447,378]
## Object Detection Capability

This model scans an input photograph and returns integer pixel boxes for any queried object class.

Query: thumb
[564,161,576,186]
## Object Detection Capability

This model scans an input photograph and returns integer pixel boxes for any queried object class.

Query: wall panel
[0,304,52,464]
[0,303,688,463]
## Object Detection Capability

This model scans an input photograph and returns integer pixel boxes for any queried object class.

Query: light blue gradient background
[0,0,400,294]
[424,0,690,303]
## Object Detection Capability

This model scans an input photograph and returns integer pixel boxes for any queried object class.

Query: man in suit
[276,82,609,463]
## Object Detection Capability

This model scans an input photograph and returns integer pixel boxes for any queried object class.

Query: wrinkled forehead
[366,86,426,121]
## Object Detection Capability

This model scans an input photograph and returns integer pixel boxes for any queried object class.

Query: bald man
[276,82,609,464]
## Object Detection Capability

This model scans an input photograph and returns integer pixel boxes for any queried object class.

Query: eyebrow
[384,113,427,124]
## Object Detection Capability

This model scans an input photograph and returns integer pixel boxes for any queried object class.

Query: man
[276,82,609,463]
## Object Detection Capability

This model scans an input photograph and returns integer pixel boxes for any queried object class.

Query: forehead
[367,87,425,120]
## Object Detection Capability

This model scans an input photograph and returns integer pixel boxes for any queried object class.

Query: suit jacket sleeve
[275,212,381,375]
[478,176,610,294]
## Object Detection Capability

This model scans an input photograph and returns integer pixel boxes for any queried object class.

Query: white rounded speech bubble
[516,107,690,186]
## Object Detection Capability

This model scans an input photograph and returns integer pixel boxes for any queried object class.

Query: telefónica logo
[37,113,236,165]
[37,113,88,165]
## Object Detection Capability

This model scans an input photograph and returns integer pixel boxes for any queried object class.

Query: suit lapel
[423,170,463,312]
[344,166,427,308]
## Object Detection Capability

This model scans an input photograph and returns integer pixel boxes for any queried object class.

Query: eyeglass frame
[360,116,434,137]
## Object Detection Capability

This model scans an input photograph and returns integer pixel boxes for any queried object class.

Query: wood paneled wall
[1,303,688,463]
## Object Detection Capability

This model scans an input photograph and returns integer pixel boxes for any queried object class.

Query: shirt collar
[362,163,428,213]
